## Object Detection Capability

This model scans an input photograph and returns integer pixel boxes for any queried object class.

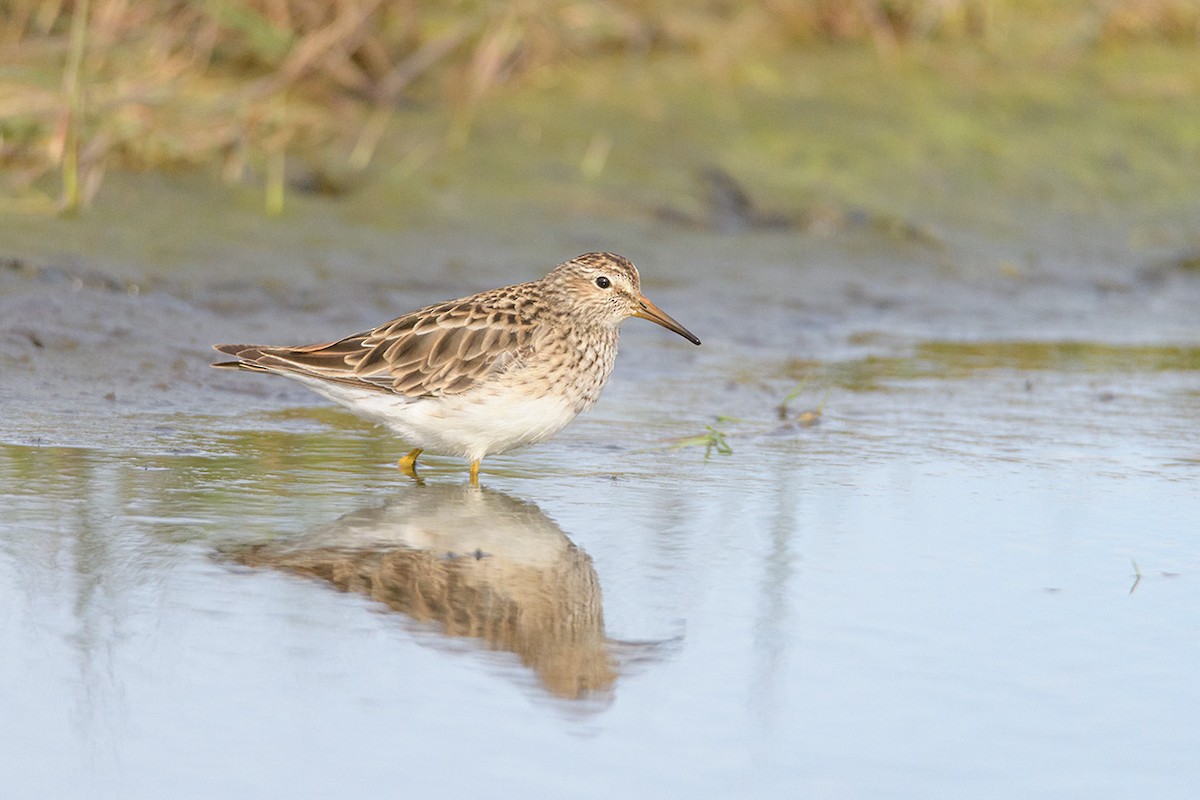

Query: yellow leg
[398,448,423,476]
[469,460,480,486]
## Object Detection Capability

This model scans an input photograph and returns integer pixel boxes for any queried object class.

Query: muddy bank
[2,212,1198,468]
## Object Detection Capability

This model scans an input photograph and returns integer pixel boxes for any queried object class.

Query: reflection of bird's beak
[634,295,702,345]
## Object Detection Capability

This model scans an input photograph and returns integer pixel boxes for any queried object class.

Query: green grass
[1,1,1197,213]
[671,419,736,458]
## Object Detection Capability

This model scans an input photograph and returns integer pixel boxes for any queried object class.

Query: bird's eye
[595,276,611,289]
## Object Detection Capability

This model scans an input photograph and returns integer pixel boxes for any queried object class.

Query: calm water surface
[2,231,1199,799]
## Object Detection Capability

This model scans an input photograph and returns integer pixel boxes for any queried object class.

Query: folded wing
[213,298,535,397]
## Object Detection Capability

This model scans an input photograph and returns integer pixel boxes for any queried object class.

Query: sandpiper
[213,252,700,483]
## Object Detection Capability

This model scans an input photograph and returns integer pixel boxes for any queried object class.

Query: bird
[212,252,701,483]
[225,484,619,699]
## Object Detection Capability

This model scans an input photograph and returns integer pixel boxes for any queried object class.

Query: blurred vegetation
[0,0,1197,213]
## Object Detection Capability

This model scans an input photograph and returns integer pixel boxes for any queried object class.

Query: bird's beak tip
[636,295,701,346]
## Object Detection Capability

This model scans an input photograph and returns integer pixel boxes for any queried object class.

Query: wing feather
[213,288,540,397]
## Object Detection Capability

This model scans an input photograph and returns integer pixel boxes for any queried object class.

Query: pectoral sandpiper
[213,252,700,483]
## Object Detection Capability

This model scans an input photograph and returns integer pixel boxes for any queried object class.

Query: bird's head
[545,252,701,345]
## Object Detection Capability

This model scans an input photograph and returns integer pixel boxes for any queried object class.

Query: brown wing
[213,294,537,397]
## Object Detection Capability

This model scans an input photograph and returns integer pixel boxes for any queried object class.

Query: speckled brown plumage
[213,252,700,481]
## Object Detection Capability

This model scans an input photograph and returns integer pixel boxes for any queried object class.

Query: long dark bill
[634,296,701,346]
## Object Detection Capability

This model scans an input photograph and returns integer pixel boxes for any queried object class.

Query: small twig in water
[779,380,830,427]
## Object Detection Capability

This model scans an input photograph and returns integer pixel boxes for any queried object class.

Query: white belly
[288,375,580,462]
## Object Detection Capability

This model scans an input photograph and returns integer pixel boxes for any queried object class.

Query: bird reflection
[228,484,617,700]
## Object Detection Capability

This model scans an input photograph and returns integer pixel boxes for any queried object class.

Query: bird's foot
[398,448,424,478]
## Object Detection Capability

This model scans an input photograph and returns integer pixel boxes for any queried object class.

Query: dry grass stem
[0,1,1194,211]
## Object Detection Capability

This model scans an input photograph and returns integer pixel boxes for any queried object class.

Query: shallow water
[3,210,1199,799]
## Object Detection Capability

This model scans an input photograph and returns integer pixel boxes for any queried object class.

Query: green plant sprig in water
[670,376,832,459]
[671,417,737,458]
[778,378,830,426]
